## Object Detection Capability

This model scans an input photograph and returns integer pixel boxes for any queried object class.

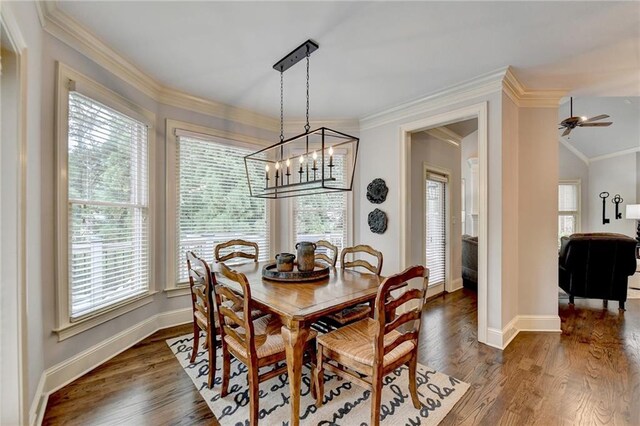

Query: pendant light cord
[305,50,310,133]
[280,69,284,143]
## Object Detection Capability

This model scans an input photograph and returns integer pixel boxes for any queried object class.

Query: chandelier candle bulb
[275,162,280,187]
[286,158,291,184]
[265,164,270,187]
[298,155,304,182]
[328,146,334,179]
[312,151,318,180]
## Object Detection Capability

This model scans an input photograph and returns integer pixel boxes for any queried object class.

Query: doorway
[400,102,488,344]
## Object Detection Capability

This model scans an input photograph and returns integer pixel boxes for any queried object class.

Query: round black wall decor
[366,178,388,204]
[368,208,388,234]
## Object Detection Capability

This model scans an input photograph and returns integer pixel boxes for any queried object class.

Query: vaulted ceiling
[57,1,640,120]
[559,97,640,159]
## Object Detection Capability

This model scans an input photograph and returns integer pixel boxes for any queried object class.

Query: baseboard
[28,373,46,426]
[485,314,561,350]
[486,316,518,349]
[448,278,463,292]
[32,308,191,425]
[516,315,561,332]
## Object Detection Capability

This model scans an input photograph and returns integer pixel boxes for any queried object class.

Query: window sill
[54,292,157,341]
[164,285,191,298]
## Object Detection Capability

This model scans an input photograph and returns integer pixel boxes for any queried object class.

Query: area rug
[167,333,469,425]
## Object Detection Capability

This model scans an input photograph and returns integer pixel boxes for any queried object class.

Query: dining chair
[186,251,218,388]
[322,244,384,327]
[214,262,318,426]
[314,265,429,426]
[315,240,338,267]
[214,239,259,263]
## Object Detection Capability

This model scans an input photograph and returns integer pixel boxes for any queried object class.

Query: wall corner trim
[485,314,562,350]
[30,308,192,425]
[502,67,567,108]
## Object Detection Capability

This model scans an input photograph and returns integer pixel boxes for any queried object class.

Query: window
[558,181,580,243]
[172,131,271,285]
[425,171,448,287]
[292,153,349,258]
[56,63,156,340]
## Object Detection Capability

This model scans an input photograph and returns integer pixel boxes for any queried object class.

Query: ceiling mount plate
[273,39,319,72]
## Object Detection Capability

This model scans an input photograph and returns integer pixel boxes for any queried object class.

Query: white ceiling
[559,97,640,159]
[57,1,640,120]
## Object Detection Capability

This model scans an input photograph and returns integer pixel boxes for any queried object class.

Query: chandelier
[244,39,359,199]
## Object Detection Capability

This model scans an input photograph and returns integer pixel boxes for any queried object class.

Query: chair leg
[603,299,608,308]
[221,344,231,397]
[569,295,574,305]
[190,323,200,363]
[370,373,383,426]
[248,366,260,426]
[619,301,626,311]
[206,329,216,389]
[308,343,317,400]
[314,345,324,408]
[408,353,421,409]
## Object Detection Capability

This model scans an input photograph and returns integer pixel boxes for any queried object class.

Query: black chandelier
[244,39,359,199]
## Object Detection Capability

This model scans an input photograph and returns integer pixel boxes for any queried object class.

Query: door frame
[0,6,29,425]
[400,102,488,344]
[422,163,452,297]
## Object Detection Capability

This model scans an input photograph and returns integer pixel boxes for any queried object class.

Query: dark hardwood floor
[43,291,640,425]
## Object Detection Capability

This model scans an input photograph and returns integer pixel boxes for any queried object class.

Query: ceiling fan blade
[562,127,572,137]
[582,114,610,123]
[579,122,612,127]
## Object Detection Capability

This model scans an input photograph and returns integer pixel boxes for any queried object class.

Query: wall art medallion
[368,208,388,234]
[366,178,388,204]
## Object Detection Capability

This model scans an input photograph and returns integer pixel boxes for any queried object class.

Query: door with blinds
[425,171,448,288]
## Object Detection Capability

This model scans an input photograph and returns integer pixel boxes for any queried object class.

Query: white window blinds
[425,174,447,287]
[293,154,348,256]
[558,182,579,242]
[68,91,149,319]
[175,133,270,283]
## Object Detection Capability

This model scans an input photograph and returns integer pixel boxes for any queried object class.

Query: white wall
[558,143,589,231]
[517,106,560,318]
[358,90,509,334]
[1,0,46,416]
[461,130,478,235]
[409,133,462,284]
[588,153,637,236]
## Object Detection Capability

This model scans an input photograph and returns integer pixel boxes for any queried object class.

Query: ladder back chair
[315,240,338,267]
[214,239,259,263]
[322,245,384,327]
[214,262,318,426]
[186,251,217,388]
[314,265,429,426]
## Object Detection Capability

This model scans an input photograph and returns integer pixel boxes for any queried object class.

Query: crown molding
[360,67,508,131]
[502,67,567,108]
[559,137,590,165]
[424,126,462,146]
[36,1,280,132]
[589,146,640,163]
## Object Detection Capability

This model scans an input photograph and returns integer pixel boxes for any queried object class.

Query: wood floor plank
[43,290,640,425]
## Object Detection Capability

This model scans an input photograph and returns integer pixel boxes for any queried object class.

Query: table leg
[281,321,309,426]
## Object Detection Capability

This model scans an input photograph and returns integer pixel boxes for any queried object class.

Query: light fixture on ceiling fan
[244,39,359,199]
[559,97,613,137]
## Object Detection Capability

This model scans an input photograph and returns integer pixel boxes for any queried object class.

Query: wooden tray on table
[261,262,330,282]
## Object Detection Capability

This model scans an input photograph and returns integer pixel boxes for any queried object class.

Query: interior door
[425,172,447,287]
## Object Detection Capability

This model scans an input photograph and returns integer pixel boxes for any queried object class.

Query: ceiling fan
[559,97,612,137]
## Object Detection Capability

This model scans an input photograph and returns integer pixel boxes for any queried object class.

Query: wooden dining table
[213,260,384,426]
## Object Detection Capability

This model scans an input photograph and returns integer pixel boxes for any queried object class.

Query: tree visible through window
[68,91,149,319]
[293,154,348,258]
[175,134,270,283]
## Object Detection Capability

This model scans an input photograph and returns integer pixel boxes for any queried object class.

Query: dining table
[212,260,385,426]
